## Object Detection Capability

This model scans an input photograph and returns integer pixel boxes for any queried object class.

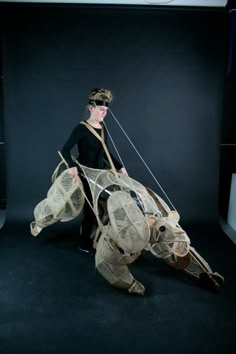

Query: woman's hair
[84,88,113,118]
[89,88,113,103]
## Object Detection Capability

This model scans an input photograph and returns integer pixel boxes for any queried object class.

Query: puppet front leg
[95,230,144,295]
[97,259,145,295]
[166,246,224,290]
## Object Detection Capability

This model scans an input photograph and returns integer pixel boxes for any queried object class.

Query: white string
[108,108,177,211]
[103,120,147,214]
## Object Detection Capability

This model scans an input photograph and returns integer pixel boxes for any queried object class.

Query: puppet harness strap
[80,121,119,178]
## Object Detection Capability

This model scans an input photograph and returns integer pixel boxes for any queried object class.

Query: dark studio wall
[0,35,6,210]
[219,9,236,221]
[0,3,227,226]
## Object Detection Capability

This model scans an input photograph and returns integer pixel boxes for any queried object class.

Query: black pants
[80,177,97,246]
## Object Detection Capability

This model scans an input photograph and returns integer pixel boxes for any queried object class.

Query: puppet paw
[128,279,145,295]
[30,222,42,237]
[198,272,224,290]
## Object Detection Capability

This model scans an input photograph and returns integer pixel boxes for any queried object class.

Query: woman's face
[90,105,108,122]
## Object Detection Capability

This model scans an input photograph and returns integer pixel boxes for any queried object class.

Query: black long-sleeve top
[61,121,123,170]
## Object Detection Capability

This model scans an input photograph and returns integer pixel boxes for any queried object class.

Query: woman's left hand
[120,167,128,176]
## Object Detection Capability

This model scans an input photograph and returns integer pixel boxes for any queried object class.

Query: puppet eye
[159,226,166,232]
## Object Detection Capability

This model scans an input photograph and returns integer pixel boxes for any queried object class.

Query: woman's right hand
[68,167,78,183]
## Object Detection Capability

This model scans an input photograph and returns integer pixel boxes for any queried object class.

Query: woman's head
[87,88,113,123]
[89,88,113,105]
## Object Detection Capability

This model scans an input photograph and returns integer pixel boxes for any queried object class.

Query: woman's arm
[61,125,81,168]
[61,125,82,182]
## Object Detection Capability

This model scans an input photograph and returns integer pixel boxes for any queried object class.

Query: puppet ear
[148,216,158,228]
[168,210,180,224]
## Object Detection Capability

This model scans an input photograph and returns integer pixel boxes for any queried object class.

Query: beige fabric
[30,168,85,236]
[165,245,216,279]
[76,164,158,226]
[107,191,150,253]
[92,170,224,293]
[148,211,190,259]
[95,225,144,295]
[30,161,224,293]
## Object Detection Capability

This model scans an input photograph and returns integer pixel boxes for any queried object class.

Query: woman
[61,88,127,254]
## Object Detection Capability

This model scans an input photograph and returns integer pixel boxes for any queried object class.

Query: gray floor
[0,220,235,354]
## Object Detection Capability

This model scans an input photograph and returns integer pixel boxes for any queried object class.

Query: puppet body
[30,163,224,295]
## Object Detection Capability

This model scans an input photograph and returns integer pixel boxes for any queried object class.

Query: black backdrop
[0,4,227,225]
[1,5,236,354]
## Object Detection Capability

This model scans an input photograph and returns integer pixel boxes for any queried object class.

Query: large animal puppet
[30,161,224,295]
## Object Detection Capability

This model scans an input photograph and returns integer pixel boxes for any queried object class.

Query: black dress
[61,121,122,249]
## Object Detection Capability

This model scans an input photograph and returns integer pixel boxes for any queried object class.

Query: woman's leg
[79,179,97,254]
